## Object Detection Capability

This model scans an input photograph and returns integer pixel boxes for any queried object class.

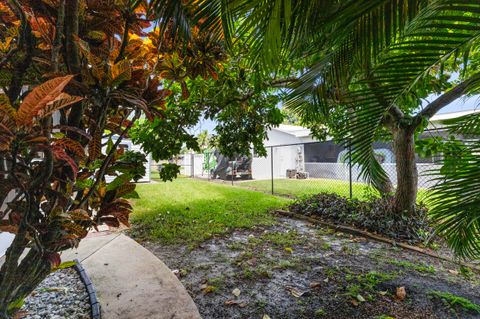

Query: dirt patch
[140,217,480,319]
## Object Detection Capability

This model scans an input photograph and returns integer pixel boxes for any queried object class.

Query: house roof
[429,109,480,122]
[273,110,479,137]
[272,124,311,137]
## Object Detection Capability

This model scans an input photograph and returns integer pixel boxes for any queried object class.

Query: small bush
[289,193,433,244]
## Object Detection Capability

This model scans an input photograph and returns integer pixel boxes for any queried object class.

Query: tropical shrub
[0,1,282,316]
[289,193,432,244]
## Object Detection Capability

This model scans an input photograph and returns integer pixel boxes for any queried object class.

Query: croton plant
[0,0,228,315]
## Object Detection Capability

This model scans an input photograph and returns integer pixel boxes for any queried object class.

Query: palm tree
[175,0,480,258]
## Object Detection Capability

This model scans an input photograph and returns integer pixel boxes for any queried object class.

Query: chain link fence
[150,140,442,200]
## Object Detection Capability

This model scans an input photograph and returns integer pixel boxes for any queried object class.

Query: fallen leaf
[224,300,238,306]
[202,285,216,294]
[448,269,459,275]
[309,281,321,289]
[350,299,359,306]
[13,311,29,319]
[246,257,257,266]
[232,288,241,297]
[287,287,306,298]
[263,315,271,319]
[379,291,388,296]
[284,247,294,253]
[396,286,406,301]
[356,294,365,302]
[323,278,329,283]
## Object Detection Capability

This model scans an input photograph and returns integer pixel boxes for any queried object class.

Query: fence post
[231,160,234,186]
[207,152,210,181]
[270,146,274,195]
[191,153,194,178]
[348,143,353,199]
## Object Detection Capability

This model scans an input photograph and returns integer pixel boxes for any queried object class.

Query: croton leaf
[88,130,102,161]
[116,182,137,198]
[16,75,74,125]
[109,59,132,87]
[53,137,86,159]
[0,93,16,119]
[52,145,79,179]
[0,219,18,234]
[39,93,84,118]
[45,252,61,269]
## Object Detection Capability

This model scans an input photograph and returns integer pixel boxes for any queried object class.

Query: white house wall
[252,130,305,180]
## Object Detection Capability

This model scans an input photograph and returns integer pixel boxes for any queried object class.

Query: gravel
[19,267,91,319]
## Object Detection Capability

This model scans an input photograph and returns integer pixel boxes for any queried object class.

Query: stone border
[73,259,101,319]
[275,209,480,273]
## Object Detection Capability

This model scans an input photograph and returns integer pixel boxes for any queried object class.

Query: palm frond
[427,132,480,259]
[149,0,194,43]
[286,0,480,189]
[192,0,234,44]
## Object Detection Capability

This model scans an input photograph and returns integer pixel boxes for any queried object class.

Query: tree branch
[269,77,298,87]
[415,72,480,123]
[75,111,140,210]
[6,0,34,104]
[0,46,18,69]
[51,0,65,73]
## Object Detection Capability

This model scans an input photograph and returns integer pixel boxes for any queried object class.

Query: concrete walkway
[62,232,201,319]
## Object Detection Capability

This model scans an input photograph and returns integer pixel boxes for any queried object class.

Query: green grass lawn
[239,178,430,203]
[131,177,290,244]
[239,178,372,200]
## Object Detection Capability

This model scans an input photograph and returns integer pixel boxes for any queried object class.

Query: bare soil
[141,217,480,319]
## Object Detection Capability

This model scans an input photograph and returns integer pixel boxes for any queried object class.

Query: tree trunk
[0,246,51,317]
[392,125,418,215]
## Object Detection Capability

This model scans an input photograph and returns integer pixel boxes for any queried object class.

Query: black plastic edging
[73,259,101,319]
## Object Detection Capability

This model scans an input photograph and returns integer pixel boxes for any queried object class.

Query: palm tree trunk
[392,125,418,215]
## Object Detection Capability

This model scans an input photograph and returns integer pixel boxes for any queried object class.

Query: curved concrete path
[62,232,201,319]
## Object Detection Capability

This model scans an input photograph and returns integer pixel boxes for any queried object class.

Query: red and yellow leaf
[109,59,132,87]
[116,182,136,198]
[53,137,86,159]
[40,93,84,118]
[17,75,74,125]
[88,130,102,161]
[53,145,79,179]
[0,94,16,120]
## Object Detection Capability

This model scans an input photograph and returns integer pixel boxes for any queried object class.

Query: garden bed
[288,193,433,244]
[140,216,480,319]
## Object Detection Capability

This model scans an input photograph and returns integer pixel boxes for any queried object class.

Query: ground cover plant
[288,193,432,244]
[130,178,290,245]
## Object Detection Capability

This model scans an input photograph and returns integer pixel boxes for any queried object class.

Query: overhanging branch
[416,72,480,122]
